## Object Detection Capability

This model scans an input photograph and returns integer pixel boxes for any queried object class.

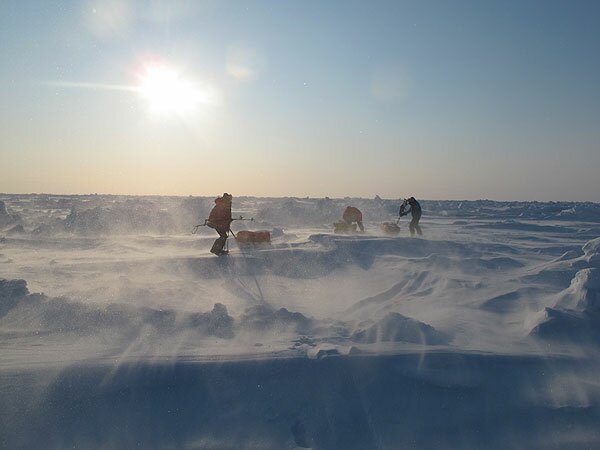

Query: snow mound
[583,237,600,267]
[0,279,30,317]
[351,312,448,345]
[0,278,236,339]
[0,200,21,228]
[481,287,541,313]
[520,238,600,291]
[31,223,56,235]
[0,279,29,298]
[185,303,235,338]
[6,224,25,234]
[307,346,342,359]
[240,304,314,334]
[530,307,600,344]
[1,279,329,347]
[556,268,600,313]
[530,266,600,344]
[583,237,600,256]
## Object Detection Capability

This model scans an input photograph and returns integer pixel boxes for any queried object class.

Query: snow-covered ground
[2,194,600,449]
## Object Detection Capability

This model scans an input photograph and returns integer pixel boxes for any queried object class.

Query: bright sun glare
[137,65,210,116]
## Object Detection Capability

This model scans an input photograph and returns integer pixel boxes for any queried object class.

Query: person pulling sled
[207,193,233,256]
[342,206,365,232]
[399,196,422,236]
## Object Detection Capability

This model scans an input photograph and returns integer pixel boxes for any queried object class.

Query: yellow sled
[334,221,357,234]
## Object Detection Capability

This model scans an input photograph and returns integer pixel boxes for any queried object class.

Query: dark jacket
[400,199,421,218]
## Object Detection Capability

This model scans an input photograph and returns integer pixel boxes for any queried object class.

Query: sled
[333,221,357,234]
[235,230,271,244]
[380,222,401,234]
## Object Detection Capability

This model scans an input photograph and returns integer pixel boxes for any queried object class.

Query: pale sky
[1,0,599,200]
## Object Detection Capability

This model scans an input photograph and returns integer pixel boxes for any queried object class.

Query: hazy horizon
[2,0,599,201]
[3,190,599,204]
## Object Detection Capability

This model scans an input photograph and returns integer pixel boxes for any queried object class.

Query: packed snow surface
[2,194,600,449]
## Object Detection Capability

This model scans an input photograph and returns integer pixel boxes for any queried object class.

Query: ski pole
[192,219,209,234]
[228,216,253,236]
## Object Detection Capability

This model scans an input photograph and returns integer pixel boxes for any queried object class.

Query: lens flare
[137,64,212,116]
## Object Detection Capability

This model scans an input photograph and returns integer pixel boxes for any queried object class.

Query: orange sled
[235,230,271,244]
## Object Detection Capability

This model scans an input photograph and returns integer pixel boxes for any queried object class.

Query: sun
[137,64,210,116]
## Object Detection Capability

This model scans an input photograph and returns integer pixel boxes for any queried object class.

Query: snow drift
[351,312,448,345]
[530,238,600,345]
